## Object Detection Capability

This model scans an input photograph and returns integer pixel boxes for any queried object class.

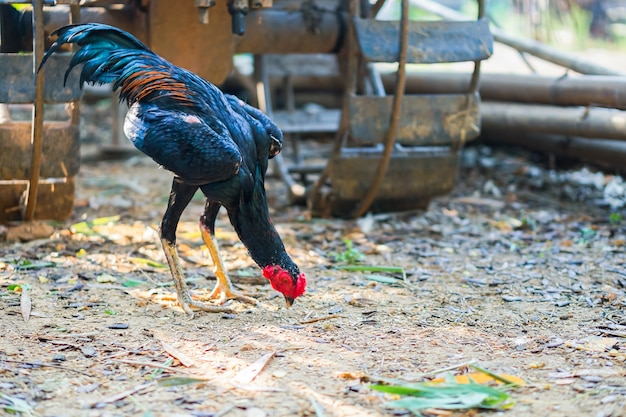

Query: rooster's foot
[209,282,258,306]
[177,290,233,318]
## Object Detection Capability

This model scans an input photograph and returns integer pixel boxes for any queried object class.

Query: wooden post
[25,0,45,220]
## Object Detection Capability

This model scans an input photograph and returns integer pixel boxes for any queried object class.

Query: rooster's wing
[124,103,242,186]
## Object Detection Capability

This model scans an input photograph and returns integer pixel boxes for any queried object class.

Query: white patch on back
[181,114,202,124]
[123,103,146,147]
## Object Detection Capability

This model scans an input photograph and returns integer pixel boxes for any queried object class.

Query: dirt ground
[1,102,626,417]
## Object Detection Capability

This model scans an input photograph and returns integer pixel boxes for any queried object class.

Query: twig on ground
[110,358,195,375]
[309,397,326,417]
[0,359,94,377]
[299,314,339,325]
[230,382,285,392]
[369,359,479,383]
[94,381,155,406]
[40,331,99,339]
[214,405,235,417]
[470,364,522,386]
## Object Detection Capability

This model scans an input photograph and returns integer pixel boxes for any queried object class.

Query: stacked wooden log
[380,72,626,168]
[404,0,626,169]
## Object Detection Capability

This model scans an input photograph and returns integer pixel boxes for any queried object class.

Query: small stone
[581,375,603,383]
[329,305,343,314]
[80,346,97,358]
[546,338,564,348]
[107,323,129,329]
[347,384,361,392]
[600,395,616,404]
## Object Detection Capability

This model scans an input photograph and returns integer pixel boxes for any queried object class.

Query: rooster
[40,23,306,316]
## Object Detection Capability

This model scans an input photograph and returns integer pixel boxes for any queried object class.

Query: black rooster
[40,24,306,316]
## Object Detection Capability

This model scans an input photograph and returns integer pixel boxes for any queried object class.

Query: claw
[209,284,258,305]
[186,298,233,315]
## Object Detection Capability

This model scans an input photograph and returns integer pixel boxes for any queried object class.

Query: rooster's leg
[161,180,233,316]
[200,202,258,305]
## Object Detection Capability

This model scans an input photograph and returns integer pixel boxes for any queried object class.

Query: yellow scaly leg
[161,238,233,317]
[199,223,258,305]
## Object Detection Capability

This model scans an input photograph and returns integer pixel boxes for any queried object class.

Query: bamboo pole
[268,71,626,110]
[410,0,624,76]
[480,102,626,141]
[481,130,626,167]
[379,72,626,110]
[453,74,626,109]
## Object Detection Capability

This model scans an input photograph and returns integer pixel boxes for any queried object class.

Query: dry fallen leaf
[96,274,117,283]
[21,287,31,322]
[452,197,505,209]
[554,379,576,385]
[576,337,620,352]
[234,352,275,384]
[337,371,367,380]
[161,341,195,367]
[431,373,525,386]
[573,368,626,378]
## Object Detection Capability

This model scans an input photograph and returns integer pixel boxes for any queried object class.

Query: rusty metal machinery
[0,0,343,222]
[0,0,493,221]
[255,0,492,217]
[7,0,343,83]
[304,0,492,217]
[0,1,81,222]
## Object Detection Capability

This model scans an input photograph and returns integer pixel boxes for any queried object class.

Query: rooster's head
[262,265,306,307]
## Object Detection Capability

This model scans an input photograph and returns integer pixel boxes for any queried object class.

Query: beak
[284,296,294,308]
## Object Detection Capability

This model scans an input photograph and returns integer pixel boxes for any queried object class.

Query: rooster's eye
[269,135,281,158]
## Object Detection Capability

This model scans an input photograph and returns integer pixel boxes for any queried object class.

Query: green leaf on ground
[70,215,121,236]
[331,239,365,264]
[156,377,206,387]
[364,274,404,285]
[371,372,516,415]
[120,278,146,288]
[335,264,406,280]
[12,259,56,270]
[128,257,167,269]
[0,393,36,416]
[149,359,173,379]
[8,283,32,292]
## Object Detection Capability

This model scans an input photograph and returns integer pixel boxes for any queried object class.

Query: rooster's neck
[227,173,296,274]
